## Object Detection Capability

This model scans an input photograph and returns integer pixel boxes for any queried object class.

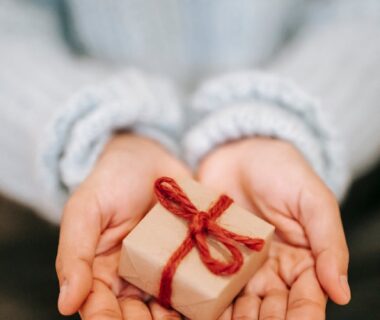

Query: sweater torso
[66,0,302,87]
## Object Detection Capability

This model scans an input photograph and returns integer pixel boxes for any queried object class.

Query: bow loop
[155,177,198,219]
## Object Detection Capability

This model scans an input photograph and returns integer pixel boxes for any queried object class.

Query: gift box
[119,177,274,320]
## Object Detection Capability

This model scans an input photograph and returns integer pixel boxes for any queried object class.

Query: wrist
[198,136,306,177]
[102,132,166,156]
[201,136,295,162]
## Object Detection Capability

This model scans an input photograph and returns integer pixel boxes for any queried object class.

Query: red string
[154,177,265,308]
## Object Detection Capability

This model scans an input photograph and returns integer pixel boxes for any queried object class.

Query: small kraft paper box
[119,177,274,320]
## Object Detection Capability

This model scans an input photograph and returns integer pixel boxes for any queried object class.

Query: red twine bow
[154,177,265,307]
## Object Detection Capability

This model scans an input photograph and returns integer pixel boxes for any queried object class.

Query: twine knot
[189,211,209,237]
[154,177,265,308]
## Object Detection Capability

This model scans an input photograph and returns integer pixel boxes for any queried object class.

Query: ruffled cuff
[40,68,182,203]
[183,71,350,200]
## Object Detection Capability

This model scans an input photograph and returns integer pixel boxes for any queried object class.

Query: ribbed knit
[183,71,348,199]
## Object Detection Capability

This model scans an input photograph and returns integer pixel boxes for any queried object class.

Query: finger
[80,279,122,320]
[287,267,327,320]
[244,257,288,297]
[217,304,232,320]
[119,296,152,320]
[118,282,150,301]
[299,186,350,305]
[232,293,261,320]
[257,208,310,247]
[149,300,182,320]
[57,191,101,315]
[241,255,289,320]
[259,289,287,320]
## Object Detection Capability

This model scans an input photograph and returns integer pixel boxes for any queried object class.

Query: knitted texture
[40,69,183,208]
[66,0,303,87]
[0,0,113,220]
[183,71,349,200]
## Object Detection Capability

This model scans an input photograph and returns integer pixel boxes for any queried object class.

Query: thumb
[56,191,101,315]
[299,185,350,305]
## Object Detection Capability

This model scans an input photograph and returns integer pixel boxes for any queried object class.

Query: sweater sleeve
[0,1,183,223]
[183,0,380,201]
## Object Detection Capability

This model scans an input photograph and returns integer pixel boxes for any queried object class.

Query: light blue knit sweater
[1,0,380,222]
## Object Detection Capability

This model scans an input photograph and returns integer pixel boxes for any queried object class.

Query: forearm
[0,1,183,222]
[268,0,380,178]
[0,1,106,218]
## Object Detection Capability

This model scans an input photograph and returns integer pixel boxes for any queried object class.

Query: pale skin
[56,133,350,320]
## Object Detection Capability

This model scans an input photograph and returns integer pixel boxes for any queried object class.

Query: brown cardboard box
[119,177,274,320]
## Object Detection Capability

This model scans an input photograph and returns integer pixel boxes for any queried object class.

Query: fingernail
[58,280,68,307]
[340,275,351,302]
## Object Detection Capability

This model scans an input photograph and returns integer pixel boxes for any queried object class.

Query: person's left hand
[197,137,350,320]
[216,239,325,319]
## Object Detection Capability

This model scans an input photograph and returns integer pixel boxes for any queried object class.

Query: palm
[199,137,347,319]
[244,160,313,249]
[214,184,327,320]
[232,239,326,320]
[232,167,327,318]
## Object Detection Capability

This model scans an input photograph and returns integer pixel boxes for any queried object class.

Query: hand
[56,133,189,319]
[219,241,325,320]
[198,137,350,319]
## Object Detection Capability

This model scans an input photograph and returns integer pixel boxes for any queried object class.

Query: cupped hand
[56,133,189,319]
[218,241,325,320]
[198,137,350,320]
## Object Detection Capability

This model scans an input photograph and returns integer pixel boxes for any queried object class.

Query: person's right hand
[56,133,190,319]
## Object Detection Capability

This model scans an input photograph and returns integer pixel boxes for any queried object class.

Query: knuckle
[85,309,121,320]
[342,247,350,262]
[55,256,63,277]
[233,316,258,320]
[162,316,181,320]
[118,296,146,311]
[260,316,284,320]
[339,248,350,265]
[288,297,323,311]
[266,288,288,297]
[237,293,262,305]
[63,189,101,220]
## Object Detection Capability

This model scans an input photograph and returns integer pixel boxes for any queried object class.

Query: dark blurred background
[0,164,379,320]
